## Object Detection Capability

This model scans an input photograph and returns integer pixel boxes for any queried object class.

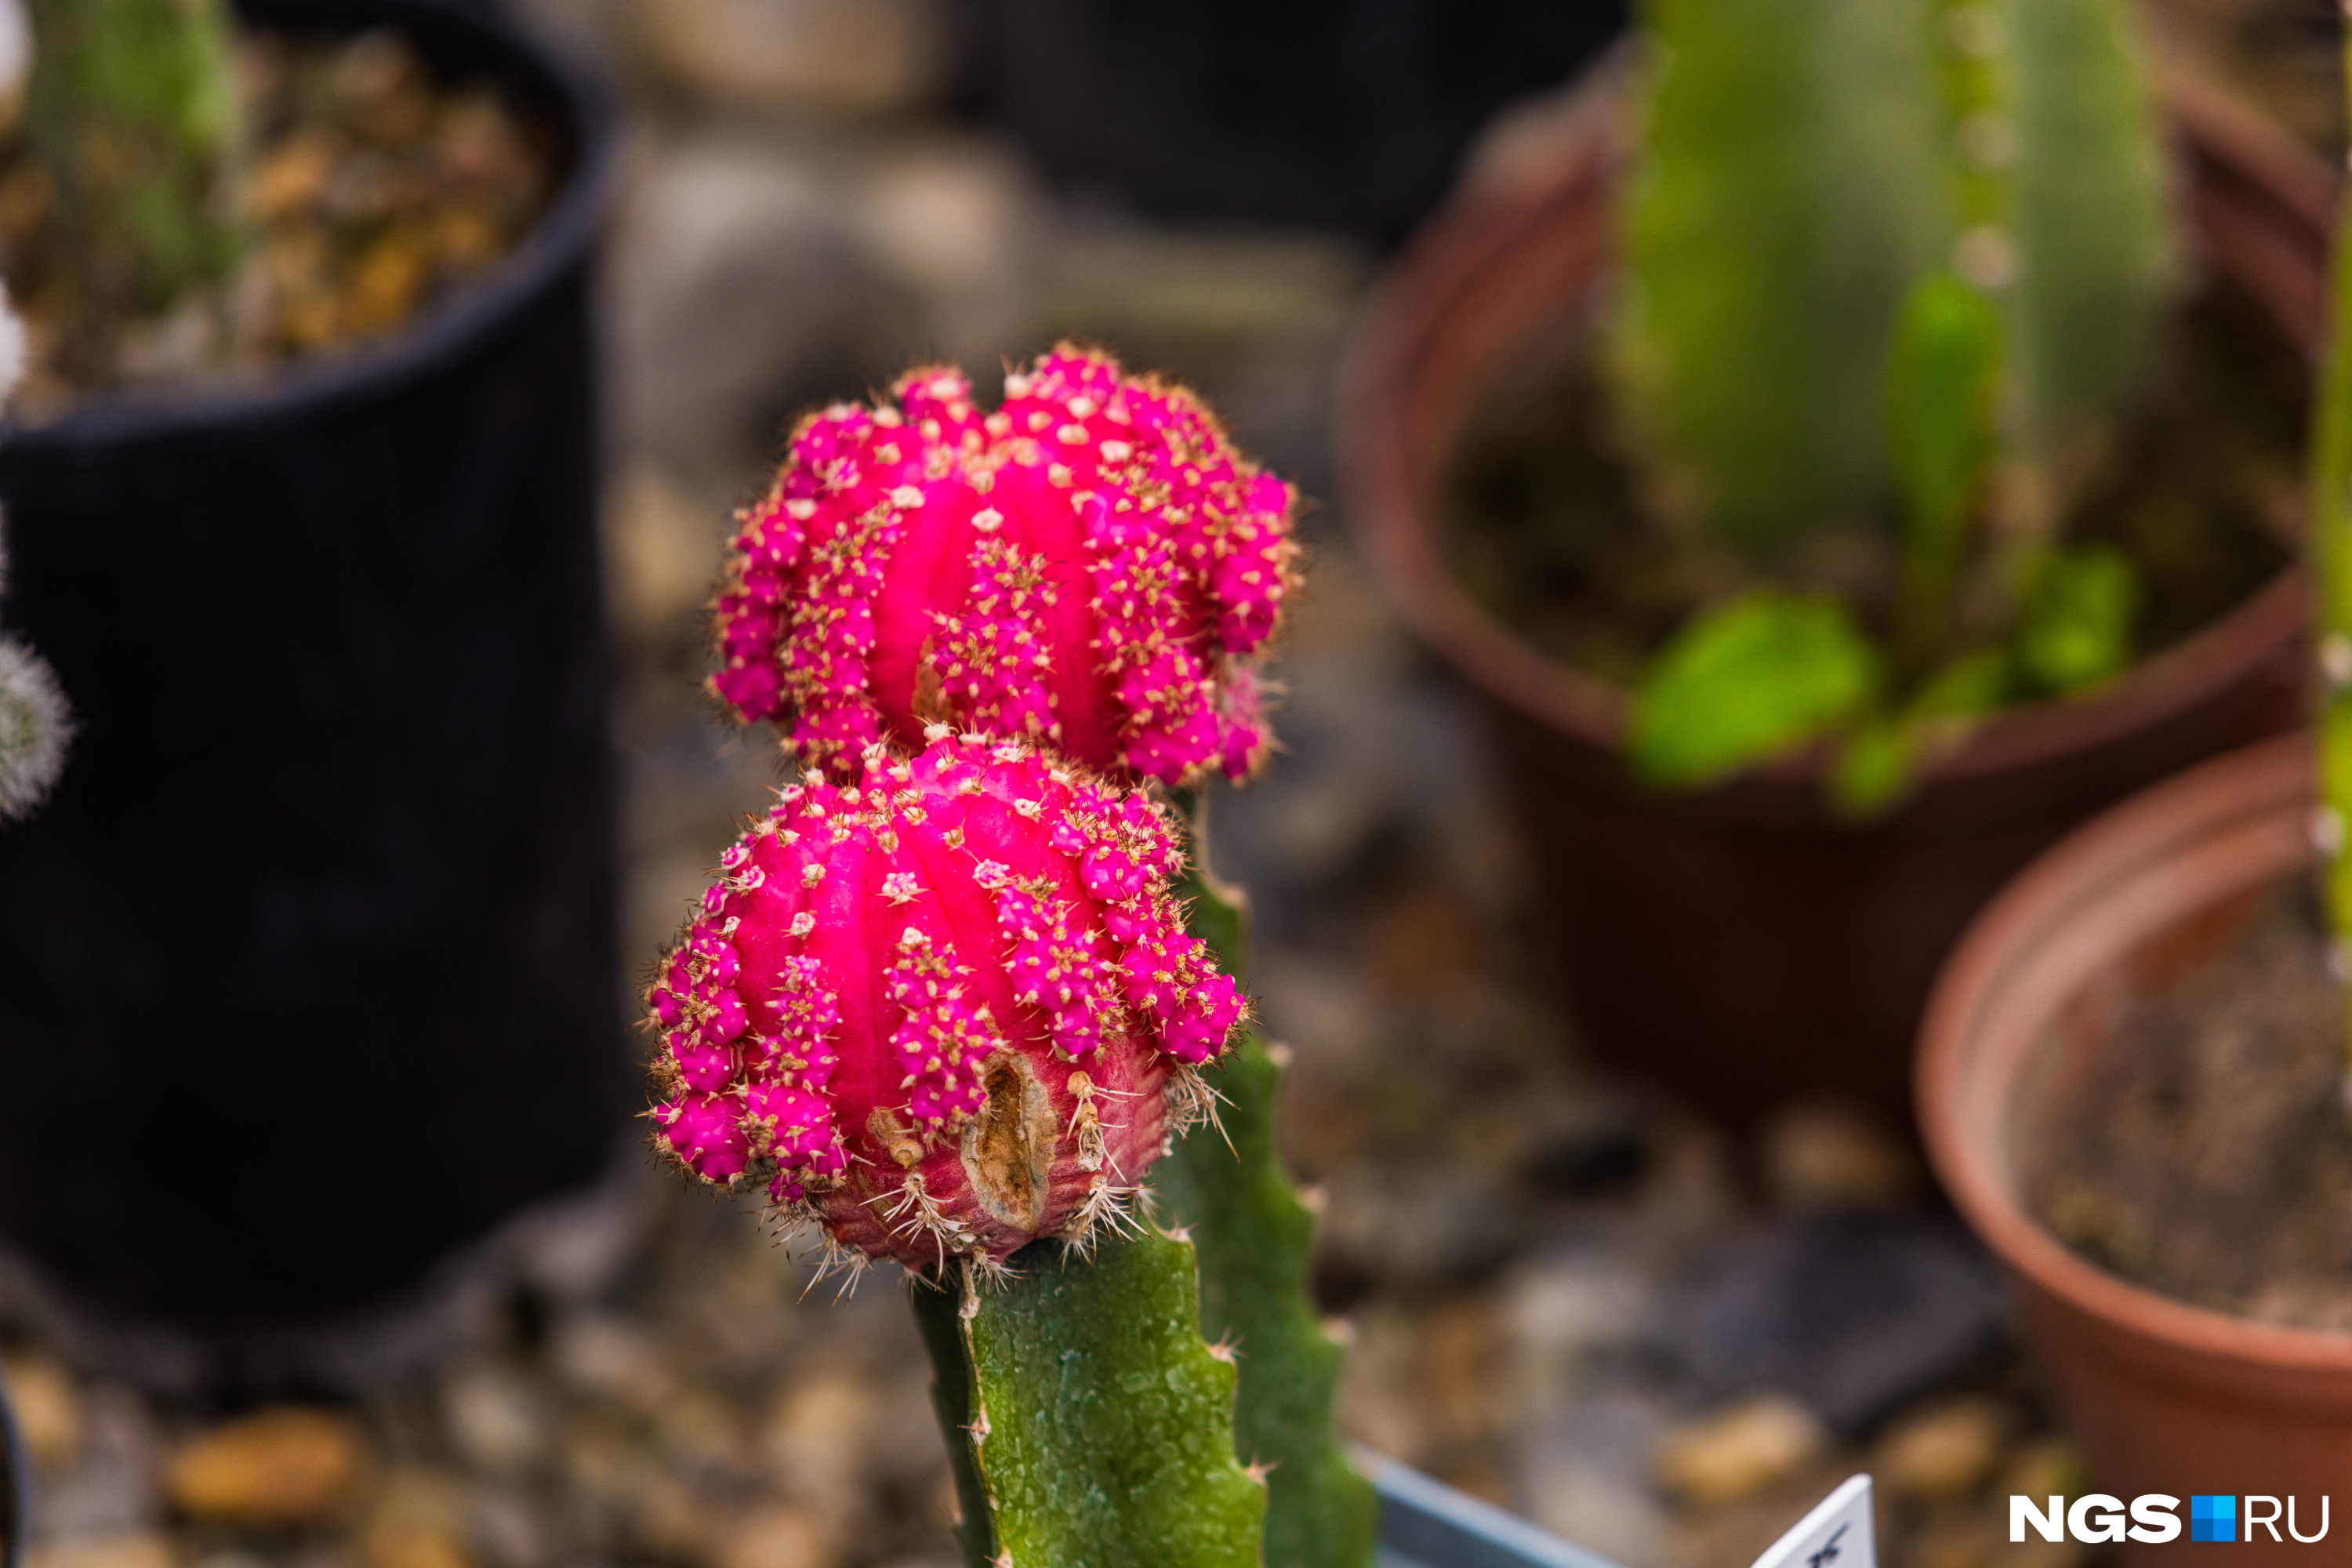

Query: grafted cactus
[708,347,1298,789]
[24,0,245,350]
[660,353,1367,1566]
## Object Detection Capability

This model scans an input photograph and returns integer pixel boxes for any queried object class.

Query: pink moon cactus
[646,730,1248,1267]
[708,344,1300,789]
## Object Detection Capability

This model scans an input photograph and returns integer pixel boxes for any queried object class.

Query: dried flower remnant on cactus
[644,731,1248,1269]
[708,345,1300,789]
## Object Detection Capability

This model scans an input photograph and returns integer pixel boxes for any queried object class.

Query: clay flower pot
[1337,72,2324,1127]
[1919,731,2352,1559]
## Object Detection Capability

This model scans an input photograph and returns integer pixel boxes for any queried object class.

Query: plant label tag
[1750,1474,1875,1568]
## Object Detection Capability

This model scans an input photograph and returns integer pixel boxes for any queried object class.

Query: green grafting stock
[2310,1,2352,1061]
[911,1231,1266,1568]
[1152,791,1378,1568]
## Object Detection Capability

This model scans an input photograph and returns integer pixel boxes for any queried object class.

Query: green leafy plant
[1615,0,2172,808]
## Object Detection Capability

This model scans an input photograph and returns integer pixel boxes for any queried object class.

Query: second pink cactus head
[645,731,1247,1268]
[709,344,1300,789]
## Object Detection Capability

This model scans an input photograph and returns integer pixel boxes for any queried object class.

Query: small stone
[1874,1396,2010,1502]
[625,0,950,117]
[715,1504,830,1568]
[1653,1396,1827,1509]
[441,1368,546,1476]
[361,1473,471,1568]
[761,1374,871,1506]
[2,1352,84,1470]
[165,1409,371,1527]
[29,1532,172,1568]
[37,1386,162,1539]
[1997,1436,2089,1502]
[604,465,729,645]
[1759,1101,1918,1212]
[1675,1213,2005,1431]
[1911,1519,2000,1568]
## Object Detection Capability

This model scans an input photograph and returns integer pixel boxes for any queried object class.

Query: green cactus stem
[24,0,245,359]
[2309,5,2352,1071]
[1613,0,1946,558]
[912,1229,1267,1568]
[1994,0,2172,461]
[1150,791,1379,1568]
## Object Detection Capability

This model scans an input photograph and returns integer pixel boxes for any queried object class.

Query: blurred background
[0,1,2343,1566]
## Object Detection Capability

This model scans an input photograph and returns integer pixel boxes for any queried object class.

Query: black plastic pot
[985,0,1629,240]
[0,0,624,1330]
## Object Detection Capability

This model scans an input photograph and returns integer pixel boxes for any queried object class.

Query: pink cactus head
[645,730,1248,1268]
[708,344,1300,789]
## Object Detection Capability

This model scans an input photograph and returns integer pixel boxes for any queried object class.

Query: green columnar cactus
[1619,0,2171,806]
[24,0,244,343]
[913,1232,1268,1568]
[1613,0,1946,557]
[2308,17,2352,1047]
[1998,0,2172,458]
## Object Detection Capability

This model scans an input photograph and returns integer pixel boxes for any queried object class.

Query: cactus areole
[647,731,1247,1268]
[708,346,1300,789]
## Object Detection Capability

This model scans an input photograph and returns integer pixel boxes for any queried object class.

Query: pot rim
[0,0,619,460]
[1915,728,2352,1374]
[1334,67,2322,799]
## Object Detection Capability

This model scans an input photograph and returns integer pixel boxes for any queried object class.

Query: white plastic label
[1751,1474,1875,1568]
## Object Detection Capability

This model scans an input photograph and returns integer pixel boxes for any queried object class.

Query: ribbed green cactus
[2308,20,2352,1065]
[1617,0,2172,804]
[24,0,244,344]
[1151,797,1379,1568]
[1613,0,1945,557]
[913,1231,1268,1568]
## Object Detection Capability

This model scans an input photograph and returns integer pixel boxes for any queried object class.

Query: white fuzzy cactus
[0,281,69,823]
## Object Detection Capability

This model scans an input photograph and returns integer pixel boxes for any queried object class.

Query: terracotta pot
[1918,732,2350,1563]
[1337,71,2324,1127]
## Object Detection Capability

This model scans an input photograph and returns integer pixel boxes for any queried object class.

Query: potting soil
[2029,886,2352,1331]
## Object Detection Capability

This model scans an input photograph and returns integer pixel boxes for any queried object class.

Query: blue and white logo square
[2190,1495,2236,1544]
